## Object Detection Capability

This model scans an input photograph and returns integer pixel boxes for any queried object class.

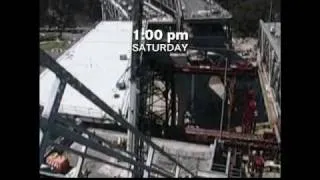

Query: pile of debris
[232,38,258,62]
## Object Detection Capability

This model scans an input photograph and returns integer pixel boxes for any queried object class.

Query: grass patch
[40,40,68,51]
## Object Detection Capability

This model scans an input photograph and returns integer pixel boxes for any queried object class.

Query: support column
[128,0,143,176]
[127,81,137,154]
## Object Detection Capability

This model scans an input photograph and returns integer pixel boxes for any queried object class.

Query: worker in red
[242,90,257,134]
[254,150,265,178]
[249,150,257,177]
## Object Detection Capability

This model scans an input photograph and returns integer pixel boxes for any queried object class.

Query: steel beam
[174,65,257,77]
[39,77,66,164]
[58,116,137,158]
[51,142,133,173]
[49,123,173,178]
[144,1,167,15]
[54,116,139,160]
[151,163,175,177]
[143,146,155,177]
[108,0,130,20]
[127,77,138,168]
[40,50,195,177]
[149,0,176,17]
[185,127,278,149]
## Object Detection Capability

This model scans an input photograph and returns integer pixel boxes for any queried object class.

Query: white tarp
[40,21,133,119]
[208,76,225,99]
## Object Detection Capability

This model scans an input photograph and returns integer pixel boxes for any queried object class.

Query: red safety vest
[255,156,264,167]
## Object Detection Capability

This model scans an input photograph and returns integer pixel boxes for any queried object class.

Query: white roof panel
[40,21,133,119]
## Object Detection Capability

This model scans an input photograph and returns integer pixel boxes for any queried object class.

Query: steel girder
[39,77,66,164]
[39,50,195,177]
[48,123,172,178]
[100,0,130,20]
[53,116,139,159]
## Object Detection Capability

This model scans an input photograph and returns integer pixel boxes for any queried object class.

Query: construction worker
[254,150,265,178]
[249,150,257,177]
[242,89,257,134]
[184,111,196,127]
[242,99,256,134]
[184,111,191,126]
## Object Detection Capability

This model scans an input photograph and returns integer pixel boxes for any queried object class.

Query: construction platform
[40,21,133,120]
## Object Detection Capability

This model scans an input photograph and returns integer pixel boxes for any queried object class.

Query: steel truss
[100,0,130,20]
[39,49,195,178]
[138,63,177,136]
[148,0,177,17]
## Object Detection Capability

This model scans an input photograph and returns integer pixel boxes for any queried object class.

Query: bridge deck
[40,21,133,119]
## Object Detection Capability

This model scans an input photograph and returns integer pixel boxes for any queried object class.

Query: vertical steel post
[219,58,228,140]
[128,0,143,177]
[143,146,154,177]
